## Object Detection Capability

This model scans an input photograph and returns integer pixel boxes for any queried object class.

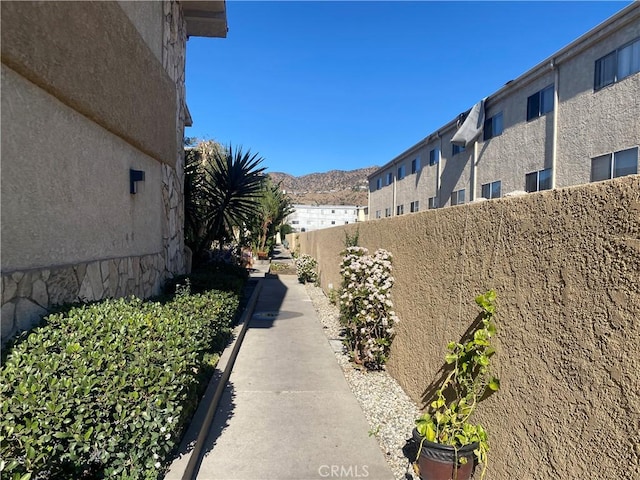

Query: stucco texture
[297,176,640,479]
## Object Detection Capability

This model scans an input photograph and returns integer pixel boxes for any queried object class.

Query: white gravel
[305,284,422,480]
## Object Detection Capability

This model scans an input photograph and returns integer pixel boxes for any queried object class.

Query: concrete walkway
[167,247,394,480]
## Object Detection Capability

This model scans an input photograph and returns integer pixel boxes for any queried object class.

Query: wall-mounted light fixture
[130,169,145,194]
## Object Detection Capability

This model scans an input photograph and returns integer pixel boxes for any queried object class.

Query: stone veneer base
[1,253,166,345]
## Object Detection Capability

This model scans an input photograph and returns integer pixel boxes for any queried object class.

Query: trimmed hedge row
[0,284,240,479]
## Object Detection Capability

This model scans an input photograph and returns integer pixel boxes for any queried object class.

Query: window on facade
[376,177,382,190]
[525,168,552,192]
[429,148,439,166]
[483,112,504,140]
[375,210,381,219]
[591,147,638,182]
[331,221,336,225]
[595,37,640,90]
[411,158,420,174]
[385,207,391,217]
[292,220,299,224]
[397,204,404,215]
[481,180,502,199]
[386,172,393,185]
[410,200,419,213]
[526,85,554,121]
[428,197,438,209]
[452,144,466,156]
[397,165,405,180]
[450,189,465,206]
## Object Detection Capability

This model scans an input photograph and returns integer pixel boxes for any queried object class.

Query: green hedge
[0,286,240,479]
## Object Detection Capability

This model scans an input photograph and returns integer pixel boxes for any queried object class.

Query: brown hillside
[268,166,378,206]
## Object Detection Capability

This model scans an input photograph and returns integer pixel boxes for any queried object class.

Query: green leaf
[488,377,500,391]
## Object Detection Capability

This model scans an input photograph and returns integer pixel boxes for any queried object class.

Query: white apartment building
[369,3,639,219]
[287,205,359,232]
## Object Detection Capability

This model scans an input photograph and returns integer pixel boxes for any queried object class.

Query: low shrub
[295,254,318,284]
[339,246,399,370]
[0,285,239,479]
[164,261,248,295]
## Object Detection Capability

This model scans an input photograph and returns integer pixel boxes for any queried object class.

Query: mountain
[268,166,378,206]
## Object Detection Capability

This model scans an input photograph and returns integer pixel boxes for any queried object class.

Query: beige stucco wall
[1,65,163,271]
[298,175,640,479]
[0,1,193,344]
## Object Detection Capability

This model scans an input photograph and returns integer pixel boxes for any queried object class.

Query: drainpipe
[471,141,478,201]
[392,161,397,216]
[551,58,559,188]
[436,132,442,207]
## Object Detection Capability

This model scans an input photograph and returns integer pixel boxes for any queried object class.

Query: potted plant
[413,290,500,480]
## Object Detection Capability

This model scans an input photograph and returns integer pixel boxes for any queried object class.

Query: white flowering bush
[339,246,399,370]
[296,254,318,284]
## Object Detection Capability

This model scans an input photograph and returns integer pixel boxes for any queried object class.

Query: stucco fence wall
[293,175,640,479]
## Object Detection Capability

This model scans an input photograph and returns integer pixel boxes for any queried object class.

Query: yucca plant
[185,141,266,264]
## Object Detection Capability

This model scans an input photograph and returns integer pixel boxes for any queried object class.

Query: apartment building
[287,205,360,232]
[369,3,639,218]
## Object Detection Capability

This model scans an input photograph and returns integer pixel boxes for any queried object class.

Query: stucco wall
[297,176,640,479]
[1,65,163,271]
[0,1,190,345]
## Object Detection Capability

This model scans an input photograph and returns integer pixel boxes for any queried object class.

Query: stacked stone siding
[161,0,188,277]
[1,254,165,343]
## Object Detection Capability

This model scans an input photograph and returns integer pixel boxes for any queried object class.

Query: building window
[291,220,299,224]
[429,148,439,166]
[376,177,382,190]
[452,144,466,156]
[411,157,420,174]
[591,147,638,181]
[595,37,640,91]
[483,112,503,140]
[481,180,502,199]
[375,210,381,219]
[428,197,438,209]
[345,221,349,224]
[410,200,419,212]
[331,221,336,225]
[397,165,405,180]
[451,189,465,206]
[386,172,393,185]
[525,168,552,192]
[526,85,554,121]
[396,204,404,215]
[385,207,391,217]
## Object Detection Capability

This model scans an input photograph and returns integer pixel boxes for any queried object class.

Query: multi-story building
[1,1,227,344]
[369,3,639,218]
[287,205,360,232]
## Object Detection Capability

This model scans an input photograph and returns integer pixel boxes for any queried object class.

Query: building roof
[183,1,228,38]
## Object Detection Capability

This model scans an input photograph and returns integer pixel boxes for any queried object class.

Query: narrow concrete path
[194,273,394,480]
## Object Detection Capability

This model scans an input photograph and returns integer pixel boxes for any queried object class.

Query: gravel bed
[305,284,422,480]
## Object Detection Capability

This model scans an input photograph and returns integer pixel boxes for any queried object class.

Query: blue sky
[185,0,633,176]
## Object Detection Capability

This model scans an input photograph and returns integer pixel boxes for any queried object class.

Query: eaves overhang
[182,0,228,38]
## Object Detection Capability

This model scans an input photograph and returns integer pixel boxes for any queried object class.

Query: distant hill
[268,166,378,206]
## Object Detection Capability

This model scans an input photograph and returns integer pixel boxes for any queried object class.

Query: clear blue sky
[185,0,633,176]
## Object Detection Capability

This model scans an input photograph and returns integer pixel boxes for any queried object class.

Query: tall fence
[292,175,640,479]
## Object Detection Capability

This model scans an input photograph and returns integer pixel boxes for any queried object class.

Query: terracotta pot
[412,428,477,480]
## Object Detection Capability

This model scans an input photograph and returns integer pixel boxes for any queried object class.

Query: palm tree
[185,141,266,263]
[254,177,294,252]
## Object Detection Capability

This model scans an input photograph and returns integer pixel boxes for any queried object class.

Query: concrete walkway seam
[179,278,264,480]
